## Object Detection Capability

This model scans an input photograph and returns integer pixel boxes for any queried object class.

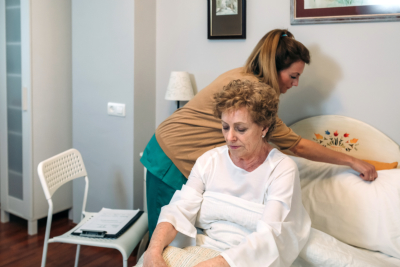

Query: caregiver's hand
[142,249,168,267]
[291,138,378,181]
[194,255,230,267]
[350,158,378,181]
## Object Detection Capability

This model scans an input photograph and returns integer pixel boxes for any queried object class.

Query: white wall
[72,0,156,222]
[156,0,400,145]
[134,0,156,210]
[31,0,73,219]
[72,1,135,222]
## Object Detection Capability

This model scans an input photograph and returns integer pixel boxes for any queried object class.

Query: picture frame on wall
[291,0,400,24]
[208,0,246,39]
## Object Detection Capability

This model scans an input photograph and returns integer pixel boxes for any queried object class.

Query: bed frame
[289,115,400,165]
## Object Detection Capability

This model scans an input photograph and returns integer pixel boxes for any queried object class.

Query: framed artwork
[291,0,400,24]
[208,0,246,39]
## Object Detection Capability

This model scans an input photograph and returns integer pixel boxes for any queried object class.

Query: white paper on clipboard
[74,208,140,235]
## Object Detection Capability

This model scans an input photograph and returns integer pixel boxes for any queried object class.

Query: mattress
[292,228,400,267]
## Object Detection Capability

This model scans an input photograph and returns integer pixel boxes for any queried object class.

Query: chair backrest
[38,148,87,200]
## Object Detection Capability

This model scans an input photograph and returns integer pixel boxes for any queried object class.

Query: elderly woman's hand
[350,158,378,181]
[143,222,178,267]
[142,249,168,267]
[193,255,230,267]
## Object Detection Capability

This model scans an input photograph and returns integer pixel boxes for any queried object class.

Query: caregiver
[140,29,377,238]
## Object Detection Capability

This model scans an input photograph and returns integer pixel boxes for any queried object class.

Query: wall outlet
[108,102,126,117]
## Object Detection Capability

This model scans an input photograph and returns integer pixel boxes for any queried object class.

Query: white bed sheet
[292,228,400,267]
[159,227,400,267]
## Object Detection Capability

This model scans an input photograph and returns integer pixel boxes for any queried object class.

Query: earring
[262,135,265,138]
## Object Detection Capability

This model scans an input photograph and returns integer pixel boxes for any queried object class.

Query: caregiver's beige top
[156,67,301,178]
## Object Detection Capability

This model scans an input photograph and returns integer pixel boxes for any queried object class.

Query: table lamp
[165,71,194,109]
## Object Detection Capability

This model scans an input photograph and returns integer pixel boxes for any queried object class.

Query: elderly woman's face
[221,107,268,158]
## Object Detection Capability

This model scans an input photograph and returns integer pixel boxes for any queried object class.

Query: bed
[136,115,400,267]
[287,115,400,267]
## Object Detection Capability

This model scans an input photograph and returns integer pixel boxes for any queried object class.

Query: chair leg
[74,244,81,267]
[42,204,54,267]
[40,241,49,267]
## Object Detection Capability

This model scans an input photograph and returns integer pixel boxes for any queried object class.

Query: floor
[0,210,139,267]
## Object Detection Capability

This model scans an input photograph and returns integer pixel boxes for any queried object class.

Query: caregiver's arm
[143,222,178,267]
[290,138,377,181]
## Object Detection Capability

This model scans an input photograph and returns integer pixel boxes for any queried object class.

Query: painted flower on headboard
[314,133,323,140]
[312,130,359,152]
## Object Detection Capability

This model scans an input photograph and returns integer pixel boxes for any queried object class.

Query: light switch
[108,102,126,117]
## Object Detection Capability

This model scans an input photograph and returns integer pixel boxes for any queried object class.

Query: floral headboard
[289,115,400,164]
[313,130,359,152]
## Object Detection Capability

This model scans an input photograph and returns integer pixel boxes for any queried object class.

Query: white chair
[38,148,148,267]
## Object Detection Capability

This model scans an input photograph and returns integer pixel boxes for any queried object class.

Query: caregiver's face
[221,107,267,159]
[278,60,305,94]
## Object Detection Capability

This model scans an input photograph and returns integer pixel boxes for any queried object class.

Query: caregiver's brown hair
[213,79,279,142]
[244,29,310,95]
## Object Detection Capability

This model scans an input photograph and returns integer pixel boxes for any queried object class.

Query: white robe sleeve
[157,155,207,238]
[220,157,311,267]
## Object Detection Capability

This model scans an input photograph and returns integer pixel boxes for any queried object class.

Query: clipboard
[72,209,144,238]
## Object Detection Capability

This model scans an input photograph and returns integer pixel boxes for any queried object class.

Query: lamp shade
[165,71,194,101]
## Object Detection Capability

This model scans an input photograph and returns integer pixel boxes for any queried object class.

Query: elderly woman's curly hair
[213,79,279,142]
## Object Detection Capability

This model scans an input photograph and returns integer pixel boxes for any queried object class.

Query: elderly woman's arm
[144,156,207,266]
[290,138,377,181]
[193,256,230,267]
[143,222,178,267]
[143,184,203,266]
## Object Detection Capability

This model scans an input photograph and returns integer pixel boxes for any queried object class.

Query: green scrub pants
[141,134,187,239]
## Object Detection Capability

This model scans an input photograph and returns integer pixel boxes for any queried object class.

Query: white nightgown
[157,146,311,267]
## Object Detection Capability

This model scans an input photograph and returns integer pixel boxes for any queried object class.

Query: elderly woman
[143,80,311,267]
[141,29,377,240]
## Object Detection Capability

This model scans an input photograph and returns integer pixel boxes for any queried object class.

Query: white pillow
[289,156,400,259]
